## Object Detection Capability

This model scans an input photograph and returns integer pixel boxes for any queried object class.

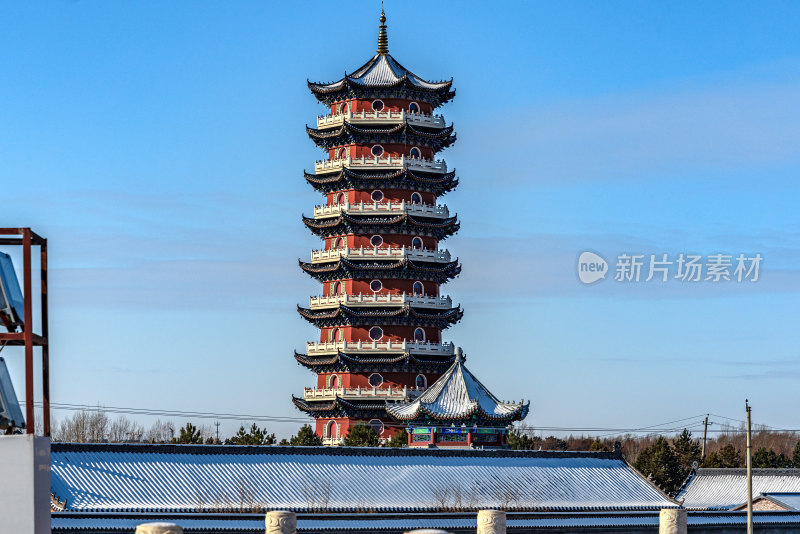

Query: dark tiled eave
[51,442,624,459]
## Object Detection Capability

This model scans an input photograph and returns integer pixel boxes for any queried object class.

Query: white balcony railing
[313,200,450,220]
[316,110,446,129]
[314,155,447,174]
[309,293,453,310]
[303,385,425,402]
[310,246,451,264]
[306,340,455,356]
[322,437,345,446]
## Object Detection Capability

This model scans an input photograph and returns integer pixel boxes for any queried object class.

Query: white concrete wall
[0,434,51,534]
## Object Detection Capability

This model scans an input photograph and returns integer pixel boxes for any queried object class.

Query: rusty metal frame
[0,228,49,436]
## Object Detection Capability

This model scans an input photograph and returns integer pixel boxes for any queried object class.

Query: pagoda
[292,10,463,444]
[387,348,529,448]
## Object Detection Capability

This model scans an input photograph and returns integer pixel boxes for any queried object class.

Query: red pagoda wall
[305,90,456,444]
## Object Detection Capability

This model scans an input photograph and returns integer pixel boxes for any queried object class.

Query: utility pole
[746,400,753,534]
[215,420,221,444]
[701,414,710,460]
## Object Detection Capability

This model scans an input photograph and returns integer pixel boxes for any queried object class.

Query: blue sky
[2,1,799,439]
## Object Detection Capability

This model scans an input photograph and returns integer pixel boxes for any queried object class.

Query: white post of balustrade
[135,523,183,534]
[658,509,687,534]
[265,511,297,534]
[477,510,506,534]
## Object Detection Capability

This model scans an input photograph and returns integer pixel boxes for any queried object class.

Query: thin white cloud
[456,75,800,184]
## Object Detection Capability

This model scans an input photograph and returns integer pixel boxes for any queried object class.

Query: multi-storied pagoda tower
[293,10,462,444]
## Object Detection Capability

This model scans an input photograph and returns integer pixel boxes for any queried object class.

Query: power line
[22,402,800,435]
[25,402,312,424]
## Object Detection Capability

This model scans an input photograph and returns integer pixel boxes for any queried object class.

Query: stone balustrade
[306,340,455,356]
[316,110,446,129]
[313,200,450,219]
[303,385,425,402]
[310,246,451,264]
[309,293,452,310]
[314,155,447,174]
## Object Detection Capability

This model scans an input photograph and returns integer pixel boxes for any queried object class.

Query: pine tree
[507,426,537,450]
[672,429,702,477]
[289,424,323,446]
[753,446,772,468]
[387,428,408,447]
[589,438,609,452]
[173,422,203,444]
[702,451,723,468]
[718,444,744,468]
[225,423,276,445]
[542,436,568,451]
[634,436,683,495]
[793,441,800,467]
[343,423,380,447]
[752,447,789,468]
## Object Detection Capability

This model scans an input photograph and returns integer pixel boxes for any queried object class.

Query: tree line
[51,408,408,447]
[507,424,800,496]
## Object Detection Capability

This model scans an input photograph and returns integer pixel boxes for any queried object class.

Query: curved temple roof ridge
[386,348,530,423]
[309,54,453,94]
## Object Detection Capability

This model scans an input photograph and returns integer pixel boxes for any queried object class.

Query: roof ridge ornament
[377,6,389,55]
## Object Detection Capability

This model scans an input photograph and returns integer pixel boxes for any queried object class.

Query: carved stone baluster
[477,510,506,534]
[135,523,183,534]
[265,511,297,534]
[658,509,687,534]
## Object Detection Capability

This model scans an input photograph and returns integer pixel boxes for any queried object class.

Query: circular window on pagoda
[409,147,422,159]
[368,373,384,387]
[371,99,385,112]
[412,281,424,296]
[368,419,385,435]
[414,328,426,342]
[370,235,383,247]
[368,326,384,341]
[410,192,422,204]
[416,374,427,389]
[411,237,424,250]
[369,279,382,292]
[408,102,420,114]
[371,190,384,202]
[371,144,385,158]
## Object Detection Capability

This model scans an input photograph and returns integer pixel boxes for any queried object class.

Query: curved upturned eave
[300,213,460,240]
[307,79,455,108]
[307,70,453,94]
[294,351,457,372]
[387,399,529,424]
[298,257,462,276]
[296,304,463,328]
[306,128,456,151]
[291,396,390,417]
[303,168,459,195]
[307,122,454,139]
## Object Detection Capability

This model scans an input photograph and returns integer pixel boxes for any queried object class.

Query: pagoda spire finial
[377,4,389,55]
